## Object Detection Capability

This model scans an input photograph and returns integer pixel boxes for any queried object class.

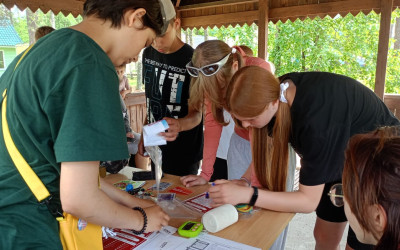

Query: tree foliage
[0,6,82,44]
[269,13,381,89]
[195,10,400,94]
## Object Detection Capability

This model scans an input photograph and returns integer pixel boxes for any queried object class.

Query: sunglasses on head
[186,48,237,77]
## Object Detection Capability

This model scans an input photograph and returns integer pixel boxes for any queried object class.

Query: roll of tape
[202,204,238,233]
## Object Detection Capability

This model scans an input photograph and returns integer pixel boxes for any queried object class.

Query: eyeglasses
[186,48,237,77]
[328,183,344,207]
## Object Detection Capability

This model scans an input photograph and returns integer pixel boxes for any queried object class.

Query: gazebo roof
[0,0,85,17]
[177,0,400,29]
[1,0,399,28]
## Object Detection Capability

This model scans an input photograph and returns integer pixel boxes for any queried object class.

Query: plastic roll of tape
[201,204,239,233]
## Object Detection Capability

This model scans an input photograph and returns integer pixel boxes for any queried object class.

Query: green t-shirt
[0,28,129,249]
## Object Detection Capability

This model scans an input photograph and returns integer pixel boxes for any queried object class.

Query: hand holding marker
[205,182,215,199]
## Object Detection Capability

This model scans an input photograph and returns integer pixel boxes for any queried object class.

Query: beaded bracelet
[132,207,147,235]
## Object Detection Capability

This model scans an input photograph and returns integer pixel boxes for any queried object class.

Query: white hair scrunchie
[280,82,289,103]
[231,47,237,54]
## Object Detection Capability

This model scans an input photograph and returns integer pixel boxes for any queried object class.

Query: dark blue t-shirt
[142,44,203,175]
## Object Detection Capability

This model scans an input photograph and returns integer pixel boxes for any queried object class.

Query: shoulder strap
[1,44,50,202]
[14,44,34,71]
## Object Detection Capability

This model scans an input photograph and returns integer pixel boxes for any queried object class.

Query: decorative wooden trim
[3,0,398,27]
[374,0,393,100]
[269,0,381,20]
[181,10,258,28]
[180,0,384,28]
[178,0,258,11]
[1,0,84,17]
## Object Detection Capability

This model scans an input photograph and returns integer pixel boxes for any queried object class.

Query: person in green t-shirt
[0,0,175,249]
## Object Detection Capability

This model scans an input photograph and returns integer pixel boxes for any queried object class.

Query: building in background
[0,19,23,77]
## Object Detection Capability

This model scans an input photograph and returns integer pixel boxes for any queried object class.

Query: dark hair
[83,0,164,35]
[35,26,55,41]
[343,126,400,249]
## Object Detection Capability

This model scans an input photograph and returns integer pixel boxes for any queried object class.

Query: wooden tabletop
[104,167,294,250]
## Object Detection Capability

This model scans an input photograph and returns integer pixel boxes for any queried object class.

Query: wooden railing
[384,94,400,119]
[124,92,146,133]
[123,92,400,134]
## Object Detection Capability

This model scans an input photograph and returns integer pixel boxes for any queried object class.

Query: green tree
[0,4,13,24]
[207,24,259,55]
[4,6,82,44]
[201,10,399,93]
[268,13,381,89]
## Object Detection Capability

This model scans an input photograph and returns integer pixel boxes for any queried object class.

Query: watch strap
[248,186,258,206]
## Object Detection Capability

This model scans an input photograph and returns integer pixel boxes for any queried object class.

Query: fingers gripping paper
[143,120,169,146]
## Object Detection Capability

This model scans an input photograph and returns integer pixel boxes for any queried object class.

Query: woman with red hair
[340,126,400,249]
[212,66,399,249]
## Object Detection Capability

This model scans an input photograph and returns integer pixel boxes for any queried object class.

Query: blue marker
[205,183,215,199]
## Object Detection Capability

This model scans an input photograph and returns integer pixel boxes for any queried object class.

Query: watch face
[182,222,195,230]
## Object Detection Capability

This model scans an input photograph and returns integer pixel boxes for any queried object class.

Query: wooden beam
[269,0,381,20]
[179,0,258,11]
[375,0,393,100]
[258,0,269,59]
[181,10,258,29]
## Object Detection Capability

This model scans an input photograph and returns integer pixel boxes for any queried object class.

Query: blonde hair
[226,66,291,191]
[189,40,243,125]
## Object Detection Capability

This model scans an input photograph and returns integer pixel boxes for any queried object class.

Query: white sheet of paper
[143,120,169,146]
[136,231,260,250]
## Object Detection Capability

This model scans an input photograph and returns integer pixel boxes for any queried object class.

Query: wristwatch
[248,186,258,206]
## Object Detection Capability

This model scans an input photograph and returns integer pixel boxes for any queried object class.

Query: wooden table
[104,167,294,250]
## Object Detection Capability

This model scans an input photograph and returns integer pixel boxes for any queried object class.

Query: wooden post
[176,2,182,39]
[258,0,269,59]
[374,0,393,100]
